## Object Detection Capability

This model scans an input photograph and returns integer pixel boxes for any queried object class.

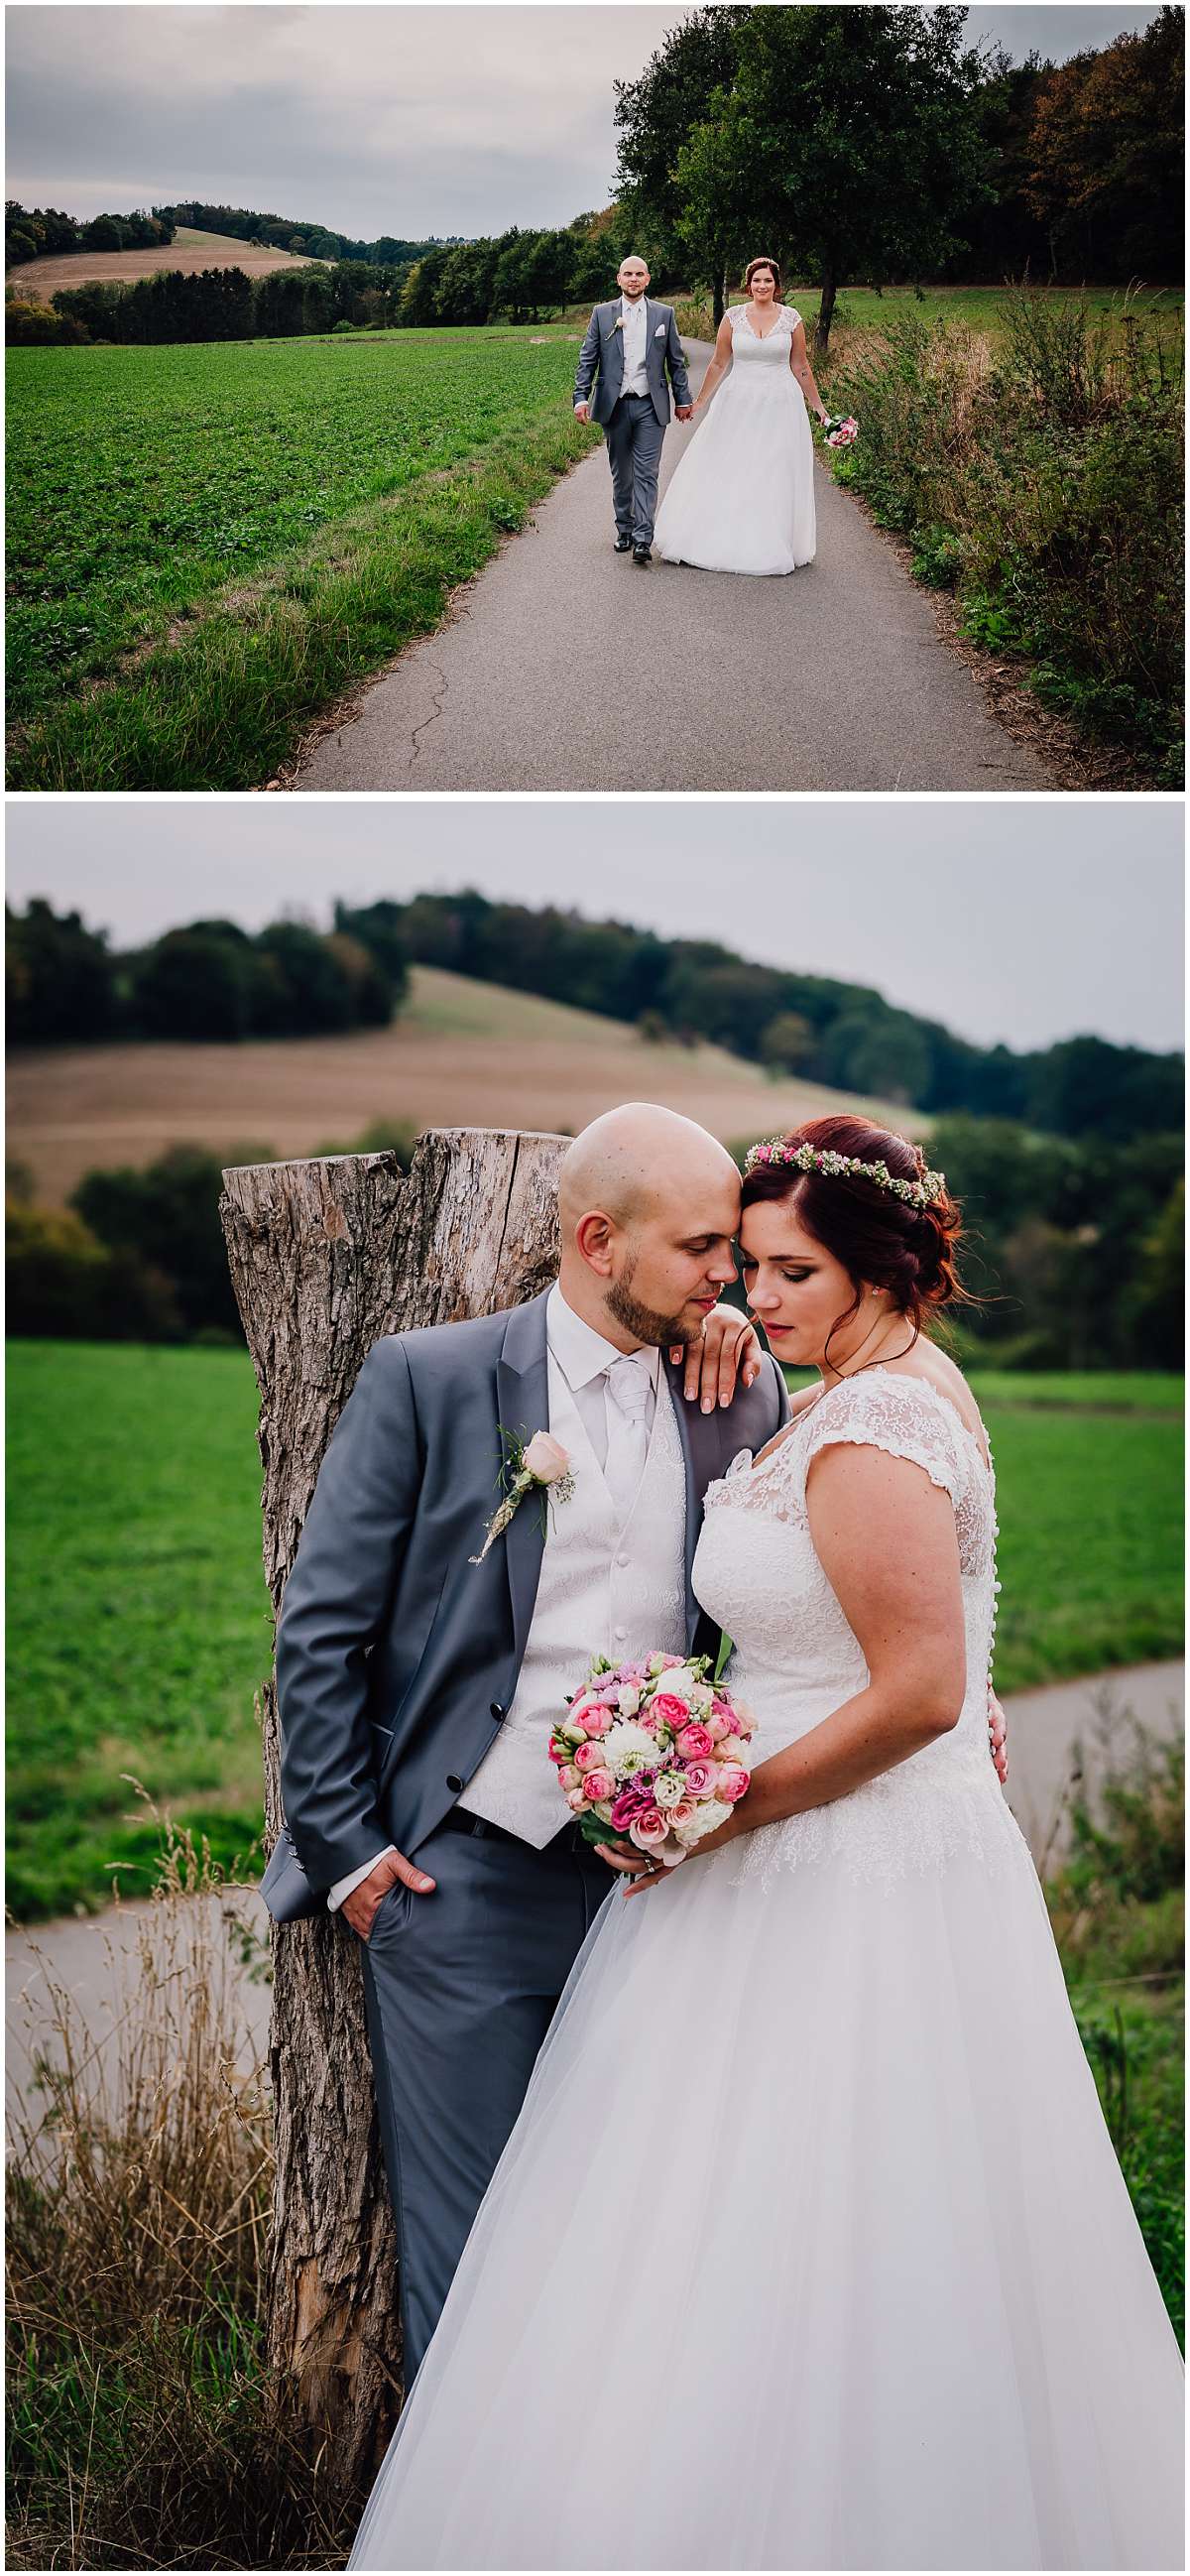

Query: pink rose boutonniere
[470,1425,574,1565]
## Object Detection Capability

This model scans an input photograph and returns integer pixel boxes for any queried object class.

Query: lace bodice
[728,304,799,383]
[693,1369,1018,1888]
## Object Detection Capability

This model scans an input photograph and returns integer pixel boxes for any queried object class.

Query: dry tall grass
[6,1800,363,2569]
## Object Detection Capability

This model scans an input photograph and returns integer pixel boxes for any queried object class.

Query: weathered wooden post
[219,1128,566,2491]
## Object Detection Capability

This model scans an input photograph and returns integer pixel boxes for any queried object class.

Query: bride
[349,1117,1184,2573]
[654,257,827,575]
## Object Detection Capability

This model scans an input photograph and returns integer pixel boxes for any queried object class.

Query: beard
[606,1263,701,1350]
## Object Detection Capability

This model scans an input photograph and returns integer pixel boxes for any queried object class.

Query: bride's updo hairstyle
[740,1114,968,1342]
[743,256,781,296]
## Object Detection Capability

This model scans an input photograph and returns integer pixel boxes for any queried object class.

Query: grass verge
[818,289,1183,788]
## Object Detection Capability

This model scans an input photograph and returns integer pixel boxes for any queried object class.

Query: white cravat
[620,294,649,397]
[603,1350,654,1522]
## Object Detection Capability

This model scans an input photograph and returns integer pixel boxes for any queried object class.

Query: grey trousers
[604,391,667,547]
[359,1813,611,2381]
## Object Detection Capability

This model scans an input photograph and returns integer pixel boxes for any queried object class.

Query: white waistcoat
[458,1364,689,1845]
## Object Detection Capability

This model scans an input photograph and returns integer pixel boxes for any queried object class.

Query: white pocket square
[654,323,666,337]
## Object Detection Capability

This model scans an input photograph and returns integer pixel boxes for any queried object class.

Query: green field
[6,1342,1184,1920]
[7,1344,271,1919]
[6,327,592,789]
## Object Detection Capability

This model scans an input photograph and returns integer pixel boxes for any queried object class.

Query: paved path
[8,1663,1179,2139]
[295,345,1052,795]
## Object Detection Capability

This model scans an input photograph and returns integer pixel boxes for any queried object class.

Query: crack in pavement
[408,662,451,776]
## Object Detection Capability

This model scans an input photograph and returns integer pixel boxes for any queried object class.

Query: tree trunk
[814,254,839,360]
[219,1128,567,2495]
[712,262,726,328]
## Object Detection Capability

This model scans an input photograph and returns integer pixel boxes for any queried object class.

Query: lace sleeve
[797,1375,966,1514]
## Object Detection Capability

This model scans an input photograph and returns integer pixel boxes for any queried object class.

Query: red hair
[741,1115,967,1335]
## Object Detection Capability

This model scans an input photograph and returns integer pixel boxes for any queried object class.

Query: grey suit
[573,297,692,549]
[273,1288,787,2375]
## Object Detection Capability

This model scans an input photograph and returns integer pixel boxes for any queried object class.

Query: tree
[675,5,992,351]
[218,1127,568,2487]
[614,6,749,319]
[252,921,356,1035]
[332,901,411,1005]
[760,1011,813,1075]
[130,927,254,1041]
[1025,6,1184,284]
[6,898,119,1046]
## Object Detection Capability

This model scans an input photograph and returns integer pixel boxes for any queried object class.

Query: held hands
[675,404,694,422]
[342,1845,436,1942]
[670,1305,763,1411]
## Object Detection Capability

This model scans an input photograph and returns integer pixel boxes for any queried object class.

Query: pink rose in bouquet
[651,1693,691,1727]
[550,1653,757,1868]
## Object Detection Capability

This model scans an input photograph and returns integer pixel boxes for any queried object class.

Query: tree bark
[219,1128,567,2494]
[814,254,839,360]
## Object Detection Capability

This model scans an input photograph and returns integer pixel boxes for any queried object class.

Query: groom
[268,1105,788,2378]
[573,253,693,562]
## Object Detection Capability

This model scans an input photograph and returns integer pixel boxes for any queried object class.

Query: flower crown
[744,1137,947,1209]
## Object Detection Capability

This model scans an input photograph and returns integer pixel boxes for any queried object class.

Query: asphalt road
[8,1661,1180,2138]
[294,341,1052,796]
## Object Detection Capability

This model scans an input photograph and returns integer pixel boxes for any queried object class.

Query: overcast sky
[7,799,1183,1055]
[6,5,1165,236]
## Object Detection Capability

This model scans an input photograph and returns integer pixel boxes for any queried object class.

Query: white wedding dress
[349,1372,1184,2572]
[654,304,816,574]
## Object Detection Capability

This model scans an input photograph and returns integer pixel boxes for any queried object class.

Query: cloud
[7,4,1163,235]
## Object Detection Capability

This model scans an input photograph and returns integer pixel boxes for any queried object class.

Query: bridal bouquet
[549,1653,757,1868]
[820,412,859,448]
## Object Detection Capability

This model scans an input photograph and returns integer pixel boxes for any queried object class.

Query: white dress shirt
[619,293,650,398]
[326,1288,661,1906]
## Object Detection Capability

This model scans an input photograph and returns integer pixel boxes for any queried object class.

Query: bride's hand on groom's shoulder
[670,1306,764,1412]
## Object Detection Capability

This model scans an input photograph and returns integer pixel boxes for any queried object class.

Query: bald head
[558,1105,741,1351]
[559,1103,738,1237]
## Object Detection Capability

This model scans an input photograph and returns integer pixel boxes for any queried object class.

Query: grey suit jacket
[267,1288,788,1914]
[573,299,692,428]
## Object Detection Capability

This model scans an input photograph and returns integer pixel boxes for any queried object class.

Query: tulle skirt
[349,1797,1183,2570]
[654,369,816,574]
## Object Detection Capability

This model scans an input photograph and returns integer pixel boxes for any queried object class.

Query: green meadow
[6,1342,1183,1920]
[6,326,593,790]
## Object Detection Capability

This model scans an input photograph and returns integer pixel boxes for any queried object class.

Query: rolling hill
[6,965,924,1208]
[6,225,324,295]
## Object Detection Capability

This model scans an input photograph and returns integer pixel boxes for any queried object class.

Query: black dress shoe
[633,545,652,565]
[614,533,632,552]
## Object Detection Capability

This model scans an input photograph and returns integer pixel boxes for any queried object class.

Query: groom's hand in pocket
[673,1306,764,1412]
[343,1846,436,1942]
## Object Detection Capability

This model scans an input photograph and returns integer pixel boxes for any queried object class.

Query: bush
[70,1146,251,1337]
[5,1198,180,1340]
[824,292,1184,785]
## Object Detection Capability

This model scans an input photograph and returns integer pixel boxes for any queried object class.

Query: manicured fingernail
[702,1398,713,1413]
